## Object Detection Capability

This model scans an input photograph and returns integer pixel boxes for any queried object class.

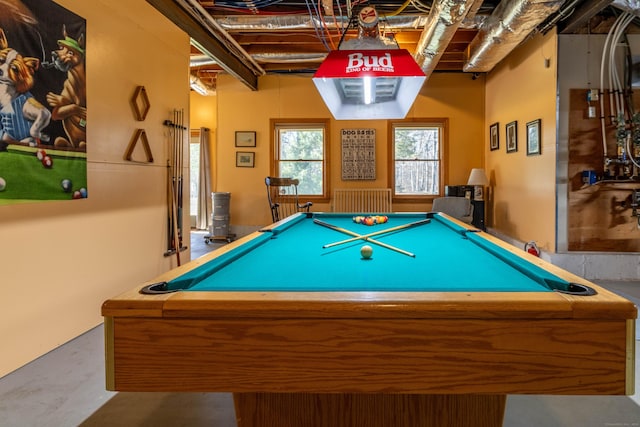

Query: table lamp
[467,168,489,201]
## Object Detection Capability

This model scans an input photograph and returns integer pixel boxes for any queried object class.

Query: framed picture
[236,151,255,168]
[506,121,518,153]
[235,131,256,147]
[489,122,499,151]
[526,119,541,156]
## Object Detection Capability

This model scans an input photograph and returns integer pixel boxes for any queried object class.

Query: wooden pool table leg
[234,393,506,427]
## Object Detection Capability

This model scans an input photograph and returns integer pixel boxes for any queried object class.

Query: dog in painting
[0,28,50,146]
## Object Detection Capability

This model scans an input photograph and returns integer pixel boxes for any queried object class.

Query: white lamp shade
[467,168,489,186]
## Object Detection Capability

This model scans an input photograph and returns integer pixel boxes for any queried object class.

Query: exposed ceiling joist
[557,0,614,33]
[146,0,258,90]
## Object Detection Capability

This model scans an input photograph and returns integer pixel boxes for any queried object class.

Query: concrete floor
[1,231,639,427]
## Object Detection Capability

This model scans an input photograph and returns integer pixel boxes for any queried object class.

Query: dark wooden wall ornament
[131,86,151,121]
[124,129,154,163]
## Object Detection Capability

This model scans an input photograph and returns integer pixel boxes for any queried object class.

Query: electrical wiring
[318,0,337,49]
[386,0,412,17]
[327,0,344,43]
[304,0,333,51]
[214,0,284,9]
[410,0,431,14]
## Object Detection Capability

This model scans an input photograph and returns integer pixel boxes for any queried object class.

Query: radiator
[332,188,393,213]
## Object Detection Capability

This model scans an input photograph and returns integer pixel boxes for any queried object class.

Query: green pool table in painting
[102,212,636,427]
[0,143,87,203]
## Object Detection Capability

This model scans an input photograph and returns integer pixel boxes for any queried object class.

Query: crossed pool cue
[313,218,431,258]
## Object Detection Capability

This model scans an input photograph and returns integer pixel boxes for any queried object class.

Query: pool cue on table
[323,218,430,248]
[313,219,415,258]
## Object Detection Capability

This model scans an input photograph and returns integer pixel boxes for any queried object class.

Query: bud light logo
[346,52,394,74]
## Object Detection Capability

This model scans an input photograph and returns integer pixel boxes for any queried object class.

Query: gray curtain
[196,128,211,230]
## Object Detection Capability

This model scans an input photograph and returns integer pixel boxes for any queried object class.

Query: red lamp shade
[312,49,426,120]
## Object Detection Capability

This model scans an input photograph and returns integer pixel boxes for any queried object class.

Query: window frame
[270,118,331,203]
[387,118,448,204]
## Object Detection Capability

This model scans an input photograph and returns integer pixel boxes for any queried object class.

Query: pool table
[102,212,636,427]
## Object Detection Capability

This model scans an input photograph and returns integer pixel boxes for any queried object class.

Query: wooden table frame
[103,216,636,427]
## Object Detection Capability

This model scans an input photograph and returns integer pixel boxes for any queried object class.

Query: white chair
[432,197,473,224]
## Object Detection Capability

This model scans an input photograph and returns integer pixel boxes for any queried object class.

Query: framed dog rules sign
[0,0,87,204]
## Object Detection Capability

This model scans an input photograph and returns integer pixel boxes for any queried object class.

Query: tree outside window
[273,120,329,197]
[392,120,445,197]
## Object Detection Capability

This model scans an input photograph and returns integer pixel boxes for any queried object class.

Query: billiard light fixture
[312,7,426,120]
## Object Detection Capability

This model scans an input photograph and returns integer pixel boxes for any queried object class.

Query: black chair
[265,177,313,222]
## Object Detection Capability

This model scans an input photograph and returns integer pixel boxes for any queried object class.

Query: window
[390,119,446,200]
[271,119,330,199]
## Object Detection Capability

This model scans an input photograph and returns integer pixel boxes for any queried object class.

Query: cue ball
[0,177,5,191]
[360,245,373,259]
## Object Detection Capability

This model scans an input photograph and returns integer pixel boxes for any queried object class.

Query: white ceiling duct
[414,0,484,78]
[612,0,640,14]
[463,0,566,72]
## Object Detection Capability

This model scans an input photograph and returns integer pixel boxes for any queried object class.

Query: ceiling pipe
[463,0,566,73]
[612,0,640,14]
[213,13,487,32]
[414,0,484,79]
[190,53,218,67]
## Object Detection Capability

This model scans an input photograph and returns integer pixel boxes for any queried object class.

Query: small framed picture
[236,151,255,168]
[489,122,499,151]
[506,121,518,153]
[235,131,256,147]
[526,119,541,156]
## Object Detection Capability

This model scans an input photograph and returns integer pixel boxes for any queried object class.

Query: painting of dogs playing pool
[0,0,86,204]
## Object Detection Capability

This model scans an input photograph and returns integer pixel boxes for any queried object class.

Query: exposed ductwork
[172,0,600,92]
[612,0,640,15]
[414,0,484,78]
[213,14,480,32]
[463,0,566,72]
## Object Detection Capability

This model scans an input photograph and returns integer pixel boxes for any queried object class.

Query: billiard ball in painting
[60,179,72,193]
[41,155,53,168]
[36,149,46,160]
[0,177,5,191]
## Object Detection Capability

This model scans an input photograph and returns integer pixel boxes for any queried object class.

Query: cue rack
[163,109,188,265]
